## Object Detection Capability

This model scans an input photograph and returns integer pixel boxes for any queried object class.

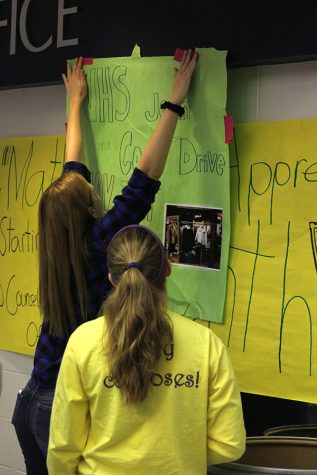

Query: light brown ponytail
[104,226,173,404]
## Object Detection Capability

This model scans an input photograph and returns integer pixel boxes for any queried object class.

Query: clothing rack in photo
[180,220,212,226]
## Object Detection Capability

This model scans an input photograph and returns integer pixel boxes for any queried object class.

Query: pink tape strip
[174,48,185,61]
[224,115,234,144]
[174,48,198,62]
[83,57,93,65]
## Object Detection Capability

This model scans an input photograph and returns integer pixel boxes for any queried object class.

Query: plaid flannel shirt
[31,162,160,388]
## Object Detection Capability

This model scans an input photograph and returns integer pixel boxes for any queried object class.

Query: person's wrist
[69,97,84,108]
[160,101,185,117]
[168,96,183,106]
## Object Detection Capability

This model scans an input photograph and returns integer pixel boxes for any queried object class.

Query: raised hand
[169,50,198,105]
[62,56,87,105]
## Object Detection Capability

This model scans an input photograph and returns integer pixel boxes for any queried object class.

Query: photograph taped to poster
[164,204,222,270]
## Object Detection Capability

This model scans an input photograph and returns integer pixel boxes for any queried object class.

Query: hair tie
[126,261,140,270]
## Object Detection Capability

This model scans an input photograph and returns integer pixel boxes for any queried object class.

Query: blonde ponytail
[104,225,173,404]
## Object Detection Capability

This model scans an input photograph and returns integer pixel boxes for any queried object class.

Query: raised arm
[137,50,198,180]
[62,57,87,163]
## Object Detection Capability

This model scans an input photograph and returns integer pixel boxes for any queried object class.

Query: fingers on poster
[164,204,223,270]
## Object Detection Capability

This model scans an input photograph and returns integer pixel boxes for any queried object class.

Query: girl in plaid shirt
[12,52,197,475]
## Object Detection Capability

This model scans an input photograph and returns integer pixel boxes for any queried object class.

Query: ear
[108,272,116,287]
[166,259,172,277]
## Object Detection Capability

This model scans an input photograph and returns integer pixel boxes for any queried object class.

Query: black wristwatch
[160,101,185,117]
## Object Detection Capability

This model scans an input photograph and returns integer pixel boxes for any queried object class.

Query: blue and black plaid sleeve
[95,168,161,243]
[31,165,161,389]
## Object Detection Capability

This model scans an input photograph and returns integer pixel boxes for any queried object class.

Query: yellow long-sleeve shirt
[47,311,245,474]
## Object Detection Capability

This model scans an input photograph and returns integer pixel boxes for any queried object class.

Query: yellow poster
[0,136,65,355]
[209,119,317,403]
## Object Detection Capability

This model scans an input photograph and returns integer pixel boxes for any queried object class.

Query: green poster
[78,46,229,323]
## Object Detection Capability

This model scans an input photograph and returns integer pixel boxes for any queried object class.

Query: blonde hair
[38,172,95,337]
[104,226,173,404]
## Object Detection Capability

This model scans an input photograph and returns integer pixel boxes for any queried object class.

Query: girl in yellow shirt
[47,225,245,474]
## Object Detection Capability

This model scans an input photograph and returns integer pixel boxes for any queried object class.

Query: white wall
[1,60,317,474]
